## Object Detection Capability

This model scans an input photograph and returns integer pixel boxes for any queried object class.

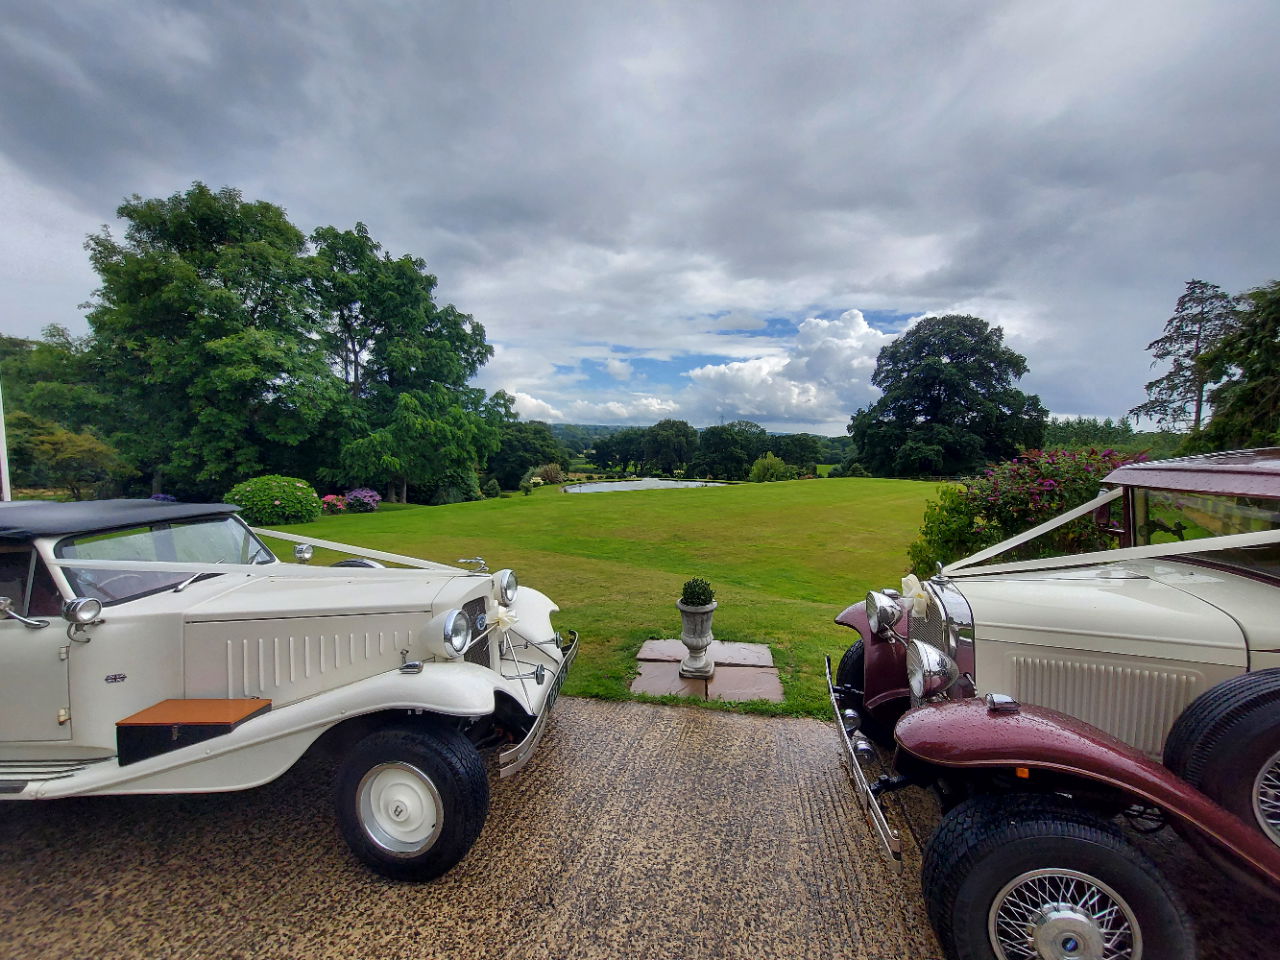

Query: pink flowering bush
[321,494,347,515]
[223,475,322,525]
[907,449,1144,576]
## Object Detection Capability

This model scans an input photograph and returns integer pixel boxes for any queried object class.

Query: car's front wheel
[834,640,895,747]
[922,794,1193,960]
[335,722,489,881]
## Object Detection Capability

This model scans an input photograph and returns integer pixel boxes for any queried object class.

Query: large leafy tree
[691,420,767,480]
[310,225,498,501]
[1130,279,1239,431]
[85,183,341,497]
[848,315,1047,477]
[643,418,698,474]
[1193,281,1280,451]
[485,420,569,490]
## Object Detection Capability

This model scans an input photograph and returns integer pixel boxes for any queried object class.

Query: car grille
[463,597,491,667]
[910,602,948,654]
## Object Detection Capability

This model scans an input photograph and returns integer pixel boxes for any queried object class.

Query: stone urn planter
[677,577,717,678]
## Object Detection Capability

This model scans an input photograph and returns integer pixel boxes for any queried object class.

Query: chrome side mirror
[294,544,314,563]
[0,596,50,629]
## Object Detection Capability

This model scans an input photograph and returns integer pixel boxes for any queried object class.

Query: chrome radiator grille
[1011,655,1200,756]
[910,604,948,653]
[463,597,492,667]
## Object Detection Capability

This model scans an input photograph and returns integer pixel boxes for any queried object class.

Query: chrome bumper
[825,655,902,868]
[498,630,578,778]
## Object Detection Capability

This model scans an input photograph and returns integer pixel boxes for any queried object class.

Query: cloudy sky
[2,1,1277,435]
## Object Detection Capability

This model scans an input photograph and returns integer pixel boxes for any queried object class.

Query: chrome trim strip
[498,630,578,778]
[825,655,902,867]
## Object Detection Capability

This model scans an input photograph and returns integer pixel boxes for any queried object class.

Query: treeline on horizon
[1,182,1273,503]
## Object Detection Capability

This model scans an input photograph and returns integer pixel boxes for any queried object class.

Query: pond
[563,478,727,494]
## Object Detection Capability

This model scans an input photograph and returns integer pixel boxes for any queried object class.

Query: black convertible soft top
[0,499,240,541]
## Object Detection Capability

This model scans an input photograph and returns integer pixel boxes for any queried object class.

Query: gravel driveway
[0,698,1272,959]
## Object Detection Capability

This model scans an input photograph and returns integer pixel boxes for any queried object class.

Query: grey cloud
[2,0,1278,431]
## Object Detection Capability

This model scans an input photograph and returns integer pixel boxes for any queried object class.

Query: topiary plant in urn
[677,577,717,678]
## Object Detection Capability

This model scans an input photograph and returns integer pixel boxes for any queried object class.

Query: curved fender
[896,699,1280,887]
[835,600,910,713]
[33,664,503,799]
[504,587,560,648]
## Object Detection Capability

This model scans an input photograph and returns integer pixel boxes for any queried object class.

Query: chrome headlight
[906,639,960,700]
[443,609,472,656]
[866,590,903,636]
[496,568,518,606]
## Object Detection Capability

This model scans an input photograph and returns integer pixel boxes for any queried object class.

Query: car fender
[835,600,910,712]
[28,665,503,799]
[895,699,1280,886]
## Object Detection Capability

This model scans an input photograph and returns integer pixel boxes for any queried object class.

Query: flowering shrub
[223,475,322,525]
[535,463,565,484]
[907,449,1144,576]
[345,488,382,513]
[321,494,347,515]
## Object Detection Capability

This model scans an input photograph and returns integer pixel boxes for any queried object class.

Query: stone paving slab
[706,664,785,702]
[0,699,1269,960]
[631,659,711,697]
[638,638,775,667]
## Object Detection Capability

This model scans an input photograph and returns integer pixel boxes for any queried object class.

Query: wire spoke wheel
[988,868,1139,960]
[1253,747,1280,845]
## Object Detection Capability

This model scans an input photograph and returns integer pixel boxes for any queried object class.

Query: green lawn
[260,477,938,718]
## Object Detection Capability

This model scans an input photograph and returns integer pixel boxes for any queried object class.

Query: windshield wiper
[174,559,224,593]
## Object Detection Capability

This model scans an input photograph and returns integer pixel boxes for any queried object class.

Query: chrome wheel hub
[357,761,443,857]
[1253,747,1280,846]
[989,869,1139,960]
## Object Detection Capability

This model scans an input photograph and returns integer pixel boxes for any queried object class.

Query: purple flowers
[345,488,382,513]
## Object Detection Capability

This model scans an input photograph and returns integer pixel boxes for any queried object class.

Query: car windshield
[54,516,275,604]
[1133,489,1280,544]
[1134,488,1280,578]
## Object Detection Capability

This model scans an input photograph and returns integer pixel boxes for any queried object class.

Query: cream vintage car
[0,498,576,881]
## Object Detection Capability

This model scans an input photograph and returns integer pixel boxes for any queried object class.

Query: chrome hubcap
[1253,747,1280,846]
[357,761,443,857]
[989,869,1139,960]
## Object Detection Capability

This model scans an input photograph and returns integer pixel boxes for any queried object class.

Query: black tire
[922,794,1194,960]
[835,640,895,748]
[1163,668,1280,849]
[335,722,489,882]
[331,558,385,568]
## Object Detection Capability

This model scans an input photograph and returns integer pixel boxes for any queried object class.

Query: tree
[748,451,796,482]
[775,433,822,469]
[588,426,647,472]
[339,386,503,504]
[691,420,767,480]
[486,420,568,490]
[1193,280,1280,450]
[848,315,1047,477]
[1130,280,1239,431]
[643,419,698,474]
[85,183,341,497]
[7,412,135,500]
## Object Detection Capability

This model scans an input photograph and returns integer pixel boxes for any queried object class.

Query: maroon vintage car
[829,448,1280,960]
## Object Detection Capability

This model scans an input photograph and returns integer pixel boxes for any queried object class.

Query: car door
[0,548,71,742]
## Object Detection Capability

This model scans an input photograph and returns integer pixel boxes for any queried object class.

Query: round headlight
[496,569,518,606]
[906,639,960,700]
[866,590,903,636]
[443,609,472,655]
[293,544,314,563]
